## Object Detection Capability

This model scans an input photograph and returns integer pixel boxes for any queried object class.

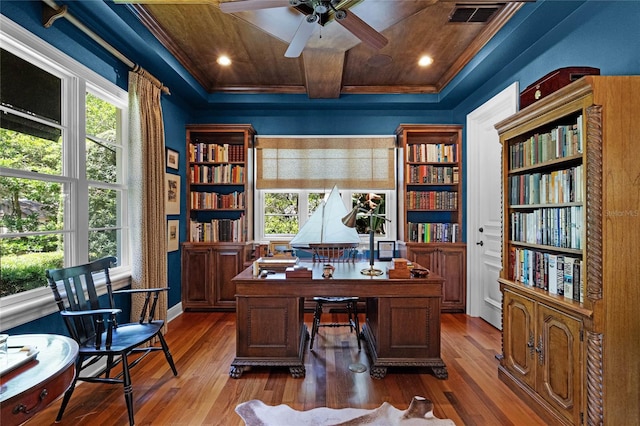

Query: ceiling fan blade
[285,15,317,58]
[335,9,388,50]
[219,0,291,13]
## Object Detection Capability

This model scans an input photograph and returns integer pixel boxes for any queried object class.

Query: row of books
[406,191,458,210]
[509,165,584,205]
[406,143,457,163]
[508,247,583,302]
[189,217,245,242]
[407,222,459,243]
[189,142,244,163]
[189,164,245,184]
[407,165,459,184]
[190,191,245,210]
[509,115,583,169]
[510,205,583,249]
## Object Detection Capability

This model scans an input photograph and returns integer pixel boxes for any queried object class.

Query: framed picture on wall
[165,173,180,215]
[167,220,179,252]
[377,241,395,261]
[167,148,179,170]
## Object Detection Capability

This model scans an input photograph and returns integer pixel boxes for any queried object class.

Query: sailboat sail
[290,185,360,248]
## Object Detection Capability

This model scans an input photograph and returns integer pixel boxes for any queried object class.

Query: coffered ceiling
[120,0,526,98]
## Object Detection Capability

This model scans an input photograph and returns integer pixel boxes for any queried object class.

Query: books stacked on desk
[256,256,299,272]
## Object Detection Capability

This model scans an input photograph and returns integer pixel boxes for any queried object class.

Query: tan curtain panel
[255,136,396,189]
[128,69,168,329]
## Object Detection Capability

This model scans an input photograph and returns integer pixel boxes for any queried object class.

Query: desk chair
[309,295,361,351]
[46,256,178,426]
[307,243,361,351]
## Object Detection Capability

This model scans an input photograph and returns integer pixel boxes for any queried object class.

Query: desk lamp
[342,194,391,276]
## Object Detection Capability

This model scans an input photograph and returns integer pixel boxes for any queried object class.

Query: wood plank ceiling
[123,0,525,98]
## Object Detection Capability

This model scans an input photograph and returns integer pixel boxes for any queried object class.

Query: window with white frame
[0,17,129,316]
[254,136,396,244]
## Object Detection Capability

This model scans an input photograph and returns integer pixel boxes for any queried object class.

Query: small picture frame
[377,241,395,261]
[167,148,179,170]
[167,220,179,252]
[165,173,180,215]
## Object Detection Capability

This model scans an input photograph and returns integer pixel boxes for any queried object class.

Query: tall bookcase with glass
[496,76,640,425]
[182,124,255,311]
[396,124,466,312]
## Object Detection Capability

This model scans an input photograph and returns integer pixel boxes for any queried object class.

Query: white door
[466,82,518,329]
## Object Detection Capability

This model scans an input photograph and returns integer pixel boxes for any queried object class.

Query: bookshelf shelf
[396,124,466,313]
[496,76,640,425]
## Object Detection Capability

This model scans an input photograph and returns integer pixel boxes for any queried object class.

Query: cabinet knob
[478,227,484,232]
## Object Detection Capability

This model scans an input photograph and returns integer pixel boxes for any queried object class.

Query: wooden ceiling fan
[219,0,388,58]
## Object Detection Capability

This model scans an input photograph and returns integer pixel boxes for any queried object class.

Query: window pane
[89,229,120,261]
[0,48,61,124]
[89,187,119,228]
[86,93,119,183]
[0,243,63,297]
[0,113,62,175]
[308,192,325,217]
[0,177,64,233]
[264,193,298,235]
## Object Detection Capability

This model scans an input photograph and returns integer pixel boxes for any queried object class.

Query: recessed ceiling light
[217,55,232,66]
[418,55,433,67]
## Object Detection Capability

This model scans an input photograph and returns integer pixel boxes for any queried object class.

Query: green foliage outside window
[0,93,119,296]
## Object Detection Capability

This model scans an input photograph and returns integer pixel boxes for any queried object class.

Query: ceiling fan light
[217,55,232,66]
[418,55,433,67]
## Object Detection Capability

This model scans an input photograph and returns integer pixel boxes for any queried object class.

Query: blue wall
[2,0,640,333]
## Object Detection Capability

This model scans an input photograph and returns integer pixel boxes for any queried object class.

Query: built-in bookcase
[182,124,255,311]
[185,124,255,243]
[396,124,466,313]
[496,76,640,425]
[396,124,463,243]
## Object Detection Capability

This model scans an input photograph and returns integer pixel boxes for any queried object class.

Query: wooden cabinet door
[536,304,583,425]
[438,246,466,312]
[503,290,536,389]
[182,246,213,309]
[406,244,466,312]
[211,245,244,309]
[406,246,438,271]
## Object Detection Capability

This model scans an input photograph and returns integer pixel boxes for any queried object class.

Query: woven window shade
[255,136,396,189]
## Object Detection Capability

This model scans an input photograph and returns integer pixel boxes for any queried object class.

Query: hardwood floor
[28,312,552,425]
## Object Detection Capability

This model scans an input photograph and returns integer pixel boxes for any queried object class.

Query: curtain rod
[41,0,170,95]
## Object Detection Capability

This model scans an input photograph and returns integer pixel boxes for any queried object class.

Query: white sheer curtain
[128,68,168,327]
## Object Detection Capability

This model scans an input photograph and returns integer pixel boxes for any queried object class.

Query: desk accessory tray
[0,345,39,377]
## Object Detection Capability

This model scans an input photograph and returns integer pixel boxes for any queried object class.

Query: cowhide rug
[235,396,456,426]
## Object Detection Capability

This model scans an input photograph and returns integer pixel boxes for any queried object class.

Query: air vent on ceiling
[449,4,503,23]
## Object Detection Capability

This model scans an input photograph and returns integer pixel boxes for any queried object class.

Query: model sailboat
[290,185,360,262]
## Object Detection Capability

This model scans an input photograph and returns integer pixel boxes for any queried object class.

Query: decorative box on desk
[520,66,600,108]
[285,265,312,279]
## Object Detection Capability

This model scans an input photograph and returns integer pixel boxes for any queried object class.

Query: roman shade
[255,136,396,189]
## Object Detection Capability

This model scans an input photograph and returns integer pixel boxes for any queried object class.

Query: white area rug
[235,396,456,426]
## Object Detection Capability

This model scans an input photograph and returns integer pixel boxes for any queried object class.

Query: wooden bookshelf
[396,124,466,312]
[496,76,640,425]
[182,124,255,311]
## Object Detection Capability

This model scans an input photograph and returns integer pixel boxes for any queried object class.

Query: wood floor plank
[26,312,554,425]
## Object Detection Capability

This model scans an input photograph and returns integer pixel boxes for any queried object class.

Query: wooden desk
[0,334,78,426]
[230,261,447,379]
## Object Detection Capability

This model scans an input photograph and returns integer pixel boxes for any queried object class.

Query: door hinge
[580,411,584,424]
[580,329,584,342]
